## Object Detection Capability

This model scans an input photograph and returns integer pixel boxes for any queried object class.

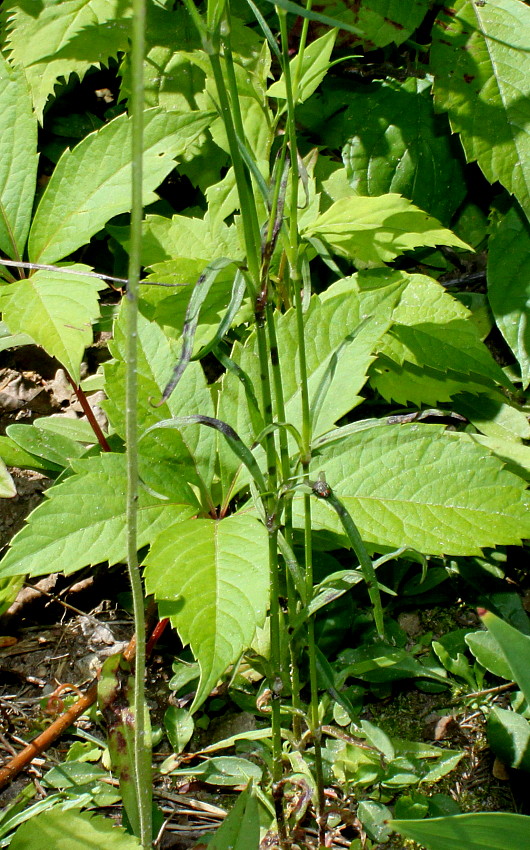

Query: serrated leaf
[0,456,16,498]
[310,0,430,48]
[28,108,214,264]
[369,355,488,407]
[218,273,404,497]
[298,424,530,555]
[103,306,217,505]
[3,0,132,120]
[144,514,269,710]
[376,274,510,390]
[268,28,337,103]
[302,194,470,263]
[431,0,530,217]
[0,265,104,382]
[0,53,38,258]
[339,77,466,224]
[0,453,197,579]
[488,204,530,386]
[9,808,141,850]
[391,812,530,850]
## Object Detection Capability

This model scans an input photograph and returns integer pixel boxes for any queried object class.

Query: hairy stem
[126,0,151,845]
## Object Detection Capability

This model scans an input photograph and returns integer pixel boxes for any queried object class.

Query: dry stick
[0,602,160,790]
[0,635,134,790]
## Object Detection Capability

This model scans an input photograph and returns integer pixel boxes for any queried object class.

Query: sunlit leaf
[431,0,530,218]
[0,454,198,579]
[144,514,269,710]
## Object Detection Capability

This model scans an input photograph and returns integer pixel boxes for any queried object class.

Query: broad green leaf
[0,453,198,579]
[268,28,337,103]
[103,307,217,505]
[0,265,104,382]
[488,706,530,771]
[3,0,132,120]
[7,423,87,468]
[369,355,492,407]
[479,610,530,705]
[465,630,515,680]
[453,391,530,443]
[0,457,16,498]
[144,514,269,710]
[339,77,466,224]
[488,204,530,386]
[0,53,38,258]
[169,756,262,786]
[217,273,404,497]
[431,0,530,217]
[302,194,470,264]
[28,108,214,265]
[9,808,141,850]
[108,211,241,270]
[299,424,530,555]
[391,812,530,850]
[306,0,430,48]
[375,274,510,390]
[470,433,530,481]
[0,435,61,473]
[207,783,260,850]
[164,706,194,755]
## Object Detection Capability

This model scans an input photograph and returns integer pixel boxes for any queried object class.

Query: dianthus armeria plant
[1,0,530,847]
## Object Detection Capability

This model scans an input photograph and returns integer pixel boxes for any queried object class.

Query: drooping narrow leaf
[144,514,269,710]
[0,265,105,382]
[297,424,530,555]
[391,812,530,850]
[488,204,530,386]
[302,194,470,264]
[0,53,38,258]
[0,454,198,579]
[431,0,530,217]
[28,108,214,265]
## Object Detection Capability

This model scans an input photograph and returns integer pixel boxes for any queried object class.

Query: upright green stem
[126,0,151,845]
[278,4,325,840]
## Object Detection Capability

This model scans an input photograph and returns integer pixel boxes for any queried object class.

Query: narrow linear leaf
[144,514,269,710]
[28,108,214,265]
[0,454,198,579]
[206,783,260,850]
[0,52,38,258]
[0,265,105,382]
[431,0,530,217]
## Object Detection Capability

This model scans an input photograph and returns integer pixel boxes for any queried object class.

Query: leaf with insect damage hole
[431,0,530,219]
[144,514,269,710]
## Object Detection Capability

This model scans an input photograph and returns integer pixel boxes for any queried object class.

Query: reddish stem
[65,371,111,452]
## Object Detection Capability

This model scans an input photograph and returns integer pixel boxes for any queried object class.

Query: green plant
[1,0,530,847]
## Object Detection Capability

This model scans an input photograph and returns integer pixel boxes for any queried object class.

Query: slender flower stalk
[126,0,152,845]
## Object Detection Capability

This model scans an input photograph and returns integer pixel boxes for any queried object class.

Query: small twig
[0,257,185,288]
[463,681,516,700]
[64,371,111,452]
[0,603,162,790]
